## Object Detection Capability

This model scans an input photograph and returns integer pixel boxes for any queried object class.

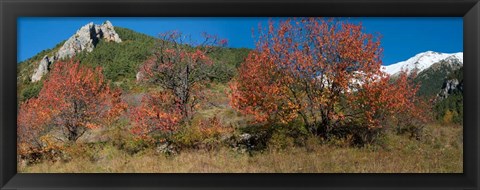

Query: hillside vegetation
[17,27,251,99]
[414,62,464,124]
[433,67,464,124]
[17,19,463,173]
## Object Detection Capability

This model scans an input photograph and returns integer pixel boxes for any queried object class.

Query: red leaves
[18,60,125,142]
[229,18,426,134]
[18,98,51,154]
[131,31,227,139]
[137,31,221,122]
[128,92,182,138]
[229,50,297,124]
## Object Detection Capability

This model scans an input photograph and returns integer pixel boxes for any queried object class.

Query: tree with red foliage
[229,18,428,136]
[138,31,227,122]
[17,98,51,154]
[18,60,126,143]
[349,71,429,130]
[129,91,182,138]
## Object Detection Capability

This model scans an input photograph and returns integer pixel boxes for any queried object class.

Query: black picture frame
[1,0,479,189]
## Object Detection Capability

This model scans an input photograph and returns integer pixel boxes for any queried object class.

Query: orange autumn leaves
[350,72,428,129]
[229,18,428,135]
[130,31,228,138]
[18,60,126,153]
[129,91,182,137]
[18,31,223,151]
[136,31,224,125]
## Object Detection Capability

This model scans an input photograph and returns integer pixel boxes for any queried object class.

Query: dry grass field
[19,123,462,173]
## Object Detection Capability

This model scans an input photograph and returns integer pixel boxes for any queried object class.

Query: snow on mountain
[381,51,463,76]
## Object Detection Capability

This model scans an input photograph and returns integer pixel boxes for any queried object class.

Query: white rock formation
[31,55,53,82]
[136,71,144,81]
[100,21,122,43]
[31,21,122,82]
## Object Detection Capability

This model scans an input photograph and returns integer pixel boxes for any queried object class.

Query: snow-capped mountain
[381,51,463,76]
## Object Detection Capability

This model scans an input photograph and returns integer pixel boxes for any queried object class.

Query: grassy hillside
[71,27,155,83]
[206,47,251,83]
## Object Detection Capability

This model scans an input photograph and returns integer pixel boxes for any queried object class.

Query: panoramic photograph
[17,17,463,173]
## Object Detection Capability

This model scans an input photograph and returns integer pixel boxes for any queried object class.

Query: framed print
[1,0,479,189]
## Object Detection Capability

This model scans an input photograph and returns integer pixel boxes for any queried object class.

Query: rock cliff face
[413,57,463,97]
[100,21,122,43]
[437,78,463,100]
[31,55,54,82]
[31,21,122,82]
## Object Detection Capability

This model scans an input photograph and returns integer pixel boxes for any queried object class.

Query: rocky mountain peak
[31,21,122,82]
[381,51,463,76]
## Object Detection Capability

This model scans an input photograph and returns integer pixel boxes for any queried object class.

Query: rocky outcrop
[31,21,122,82]
[100,21,122,43]
[31,55,54,82]
[56,23,96,60]
[57,21,121,60]
[135,71,144,81]
[155,142,179,156]
[437,78,463,100]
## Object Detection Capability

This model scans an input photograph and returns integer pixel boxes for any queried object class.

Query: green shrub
[103,118,153,155]
[172,125,203,148]
[266,119,309,150]
[268,128,295,150]
[328,123,385,147]
[63,143,101,162]
[172,116,233,150]
[120,138,150,155]
[434,93,463,124]
[19,81,43,102]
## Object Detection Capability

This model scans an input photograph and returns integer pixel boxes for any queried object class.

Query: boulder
[155,142,178,156]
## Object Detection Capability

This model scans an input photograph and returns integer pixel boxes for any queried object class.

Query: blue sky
[18,17,462,65]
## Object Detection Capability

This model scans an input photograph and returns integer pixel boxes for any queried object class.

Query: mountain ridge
[381,51,463,76]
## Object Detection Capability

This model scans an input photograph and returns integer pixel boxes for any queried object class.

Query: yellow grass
[19,123,462,173]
